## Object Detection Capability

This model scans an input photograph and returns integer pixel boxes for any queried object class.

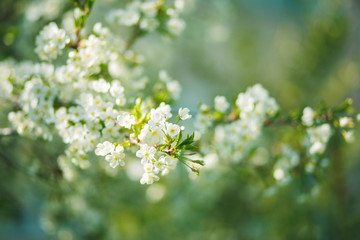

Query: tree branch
[125,25,143,51]
[69,0,96,49]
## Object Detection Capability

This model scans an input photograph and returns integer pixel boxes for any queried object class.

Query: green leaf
[178,132,194,148]
[174,130,183,147]
[190,160,205,166]
[158,144,167,151]
[87,0,95,9]
[183,145,198,151]
[164,131,173,145]
[134,98,143,120]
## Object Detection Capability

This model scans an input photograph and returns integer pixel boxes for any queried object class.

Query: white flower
[70,123,86,142]
[143,163,154,173]
[342,130,355,143]
[200,104,210,113]
[74,8,84,20]
[149,130,165,145]
[167,18,186,36]
[175,0,184,11]
[116,96,126,106]
[273,168,284,180]
[109,80,124,98]
[357,114,360,122]
[92,78,110,93]
[195,113,211,132]
[104,109,119,127]
[308,124,331,144]
[105,146,125,168]
[140,172,159,184]
[35,22,70,61]
[306,124,332,155]
[309,141,326,155]
[265,98,279,117]
[236,93,255,113]
[339,117,350,128]
[247,84,269,102]
[55,107,69,129]
[140,18,159,31]
[68,106,85,122]
[159,70,171,82]
[136,144,157,164]
[158,102,172,119]
[138,124,150,141]
[167,80,181,99]
[120,9,140,26]
[78,93,94,108]
[214,96,229,113]
[139,124,165,146]
[30,84,46,100]
[93,22,109,37]
[140,2,158,17]
[166,123,180,137]
[117,112,136,129]
[85,121,102,134]
[178,107,191,120]
[148,109,165,131]
[102,125,120,138]
[154,156,167,172]
[97,102,114,120]
[83,134,98,151]
[302,107,315,126]
[95,141,115,156]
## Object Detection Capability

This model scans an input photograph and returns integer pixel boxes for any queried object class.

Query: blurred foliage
[1,0,360,239]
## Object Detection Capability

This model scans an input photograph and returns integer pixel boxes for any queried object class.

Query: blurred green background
[1,0,360,239]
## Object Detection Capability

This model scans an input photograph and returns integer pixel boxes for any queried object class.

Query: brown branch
[69,0,95,49]
[125,25,142,51]
[70,26,82,49]
[263,118,299,127]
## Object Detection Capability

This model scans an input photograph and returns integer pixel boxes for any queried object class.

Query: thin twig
[263,118,299,127]
[125,25,142,51]
[69,0,95,49]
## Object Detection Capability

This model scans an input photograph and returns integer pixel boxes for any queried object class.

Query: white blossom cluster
[94,103,192,184]
[35,22,70,61]
[214,96,230,113]
[1,14,199,184]
[53,24,146,105]
[301,107,316,126]
[95,142,126,168]
[338,116,355,143]
[9,76,56,140]
[54,90,125,168]
[196,84,279,162]
[301,106,357,155]
[107,0,186,35]
[273,145,300,184]
[5,22,135,167]
[2,0,360,190]
[304,124,332,155]
[5,63,58,140]
[25,0,64,22]
[66,23,125,76]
